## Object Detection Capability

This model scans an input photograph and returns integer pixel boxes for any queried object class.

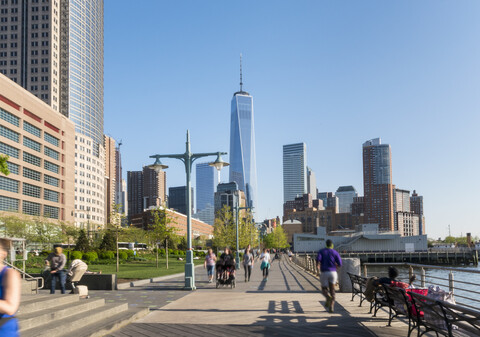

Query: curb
[117,264,203,289]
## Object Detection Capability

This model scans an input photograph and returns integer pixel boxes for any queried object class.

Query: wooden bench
[410,292,480,337]
[347,272,368,307]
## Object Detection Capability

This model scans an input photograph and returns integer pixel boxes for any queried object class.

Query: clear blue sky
[104,1,480,240]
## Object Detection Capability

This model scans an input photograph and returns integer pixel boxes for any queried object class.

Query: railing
[4,260,44,292]
[292,253,319,277]
[364,262,480,311]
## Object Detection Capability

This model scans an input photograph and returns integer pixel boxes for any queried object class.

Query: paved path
[106,257,413,337]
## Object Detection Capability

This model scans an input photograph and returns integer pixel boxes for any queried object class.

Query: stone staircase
[18,294,149,337]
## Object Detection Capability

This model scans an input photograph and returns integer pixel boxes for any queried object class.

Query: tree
[75,229,91,252]
[150,207,178,269]
[108,203,126,273]
[213,205,235,249]
[0,155,9,176]
[61,223,79,248]
[99,231,116,251]
[263,226,289,249]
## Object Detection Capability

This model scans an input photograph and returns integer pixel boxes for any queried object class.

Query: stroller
[215,261,236,288]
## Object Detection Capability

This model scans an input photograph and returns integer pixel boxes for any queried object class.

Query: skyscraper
[410,190,425,235]
[362,138,394,231]
[283,143,307,203]
[169,186,194,216]
[196,162,217,212]
[0,0,105,228]
[335,186,358,214]
[127,171,143,221]
[306,166,317,198]
[229,56,257,211]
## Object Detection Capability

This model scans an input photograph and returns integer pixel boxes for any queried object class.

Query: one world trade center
[229,57,258,213]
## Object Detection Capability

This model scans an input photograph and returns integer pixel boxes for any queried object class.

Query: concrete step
[21,279,39,294]
[18,294,80,315]
[73,307,150,337]
[20,302,129,337]
[18,298,105,331]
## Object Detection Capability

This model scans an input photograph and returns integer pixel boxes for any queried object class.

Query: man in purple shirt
[316,239,342,313]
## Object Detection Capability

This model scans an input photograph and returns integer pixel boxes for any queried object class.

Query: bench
[410,292,480,337]
[347,272,368,307]
[384,286,419,336]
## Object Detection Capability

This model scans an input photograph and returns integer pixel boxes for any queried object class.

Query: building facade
[362,138,394,231]
[335,185,357,214]
[410,190,425,235]
[318,192,338,213]
[127,171,142,221]
[214,182,246,218]
[104,135,115,223]
[194,161,217,225]
[0,74,75,223]
[229,64,257,211]
[283,143,307,203]
[306,166,317,198]
[168,186,193,216]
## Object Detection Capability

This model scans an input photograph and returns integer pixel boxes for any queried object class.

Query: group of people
[203,246,273,283]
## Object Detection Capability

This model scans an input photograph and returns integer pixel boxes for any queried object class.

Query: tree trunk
[156,242,159,268]
[116,228,119,273]
[166,238,169,269]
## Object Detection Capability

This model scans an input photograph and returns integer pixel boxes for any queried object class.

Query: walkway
[105,257,413,337]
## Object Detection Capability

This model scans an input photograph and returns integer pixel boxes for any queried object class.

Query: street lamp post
[148,130,228,290]
[234,204,253,270]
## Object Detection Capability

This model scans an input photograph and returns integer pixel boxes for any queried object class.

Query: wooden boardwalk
[107,257,416,337]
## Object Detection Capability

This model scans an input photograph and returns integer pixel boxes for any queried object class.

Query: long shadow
[284,260,321,291]
[279,259,304,291]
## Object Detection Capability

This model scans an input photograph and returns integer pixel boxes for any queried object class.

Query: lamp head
[147,156,169,172]
[209,153,229,171]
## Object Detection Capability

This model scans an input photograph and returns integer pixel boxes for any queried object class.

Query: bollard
[421,268,426,288]
[449,271,454,294]
[363,264,368,277]
[409,266,413,281]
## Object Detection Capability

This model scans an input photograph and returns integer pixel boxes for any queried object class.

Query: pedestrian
[204,249,216,283]
[243,247,254,282]
[66,259,88,294]
[259,248,271,280]
[45,246,67,294]
[0,238,21,336]
[316,239,342,313]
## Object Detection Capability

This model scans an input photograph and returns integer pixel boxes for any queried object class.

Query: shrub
[98,251,114,260]
[125,249,134,258]
[83,251,98,262]
[168,248,174,255]
[71,251,83,260]
[158,248,165,256]
[40,250,52,257]
[118,251,128,260]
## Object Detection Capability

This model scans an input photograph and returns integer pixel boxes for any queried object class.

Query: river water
[366,264,480,310]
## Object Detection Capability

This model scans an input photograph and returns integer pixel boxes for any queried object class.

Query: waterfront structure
[362,138,394,231]
[168,186,194,216]
[293,224,427,253]
[335,186,358,214]
[229,59,257,211]
[214,182,246,218]
[410,190,425,235]
[283,143,307,203]
[130,207,213,239]
[104,135,116,223]
[0,0,106,229]
[306,166,317,198]
[318,192,338,213]
[0,73,75,222]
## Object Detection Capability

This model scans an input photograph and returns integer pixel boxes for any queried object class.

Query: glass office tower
[229,84,257,211]
[283,143,307,203]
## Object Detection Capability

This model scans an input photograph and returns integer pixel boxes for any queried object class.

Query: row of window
[9,161,59,187]
[0,177,60,203]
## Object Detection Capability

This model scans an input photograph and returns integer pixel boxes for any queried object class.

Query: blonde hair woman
[0,238,20,336]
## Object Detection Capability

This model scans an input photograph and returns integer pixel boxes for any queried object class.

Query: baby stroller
[215,261,236,288]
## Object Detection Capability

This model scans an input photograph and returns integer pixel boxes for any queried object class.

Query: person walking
[45,246,67,294]
[204,249,216,283]
[259,248,271,280]
[0,238,20,337]
[243,247,254,282]
[316,239,342,313]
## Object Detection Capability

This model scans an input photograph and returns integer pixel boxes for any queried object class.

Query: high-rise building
[214,182,246,218]
[127,171,143,220]
[335,186,358,214]
[229,57,257,211]
[104,135,116,223]
[196,162,217,212]
[318,192,338,213]
[115,144,125,213]
[168,186,194,216]
[362,138,394,231]
[0,0,105,228]
[0,74,75,223]
[142,166,166,209]
[307,166,317,198]
[283,143,307,203]
[410,190,425,235]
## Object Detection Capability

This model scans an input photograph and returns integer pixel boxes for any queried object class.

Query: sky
[103,1,480,240]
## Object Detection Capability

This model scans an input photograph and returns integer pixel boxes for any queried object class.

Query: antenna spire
[240,53,243,92]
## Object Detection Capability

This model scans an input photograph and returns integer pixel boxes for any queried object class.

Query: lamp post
[234,204,253,270]
[148,130,228,290]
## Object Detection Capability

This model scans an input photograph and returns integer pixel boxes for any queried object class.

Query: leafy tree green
[99,231,116,251]
[75,229,91,252]
[213,205,258,251]
[263,226,289,249]
[0,155,9,176]
[149,207,178,269]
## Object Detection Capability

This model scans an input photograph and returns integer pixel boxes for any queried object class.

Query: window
[0,195,19,212]
[44,146,58,160]
[44,205,58,219]
[23,152,41,167]
[44,160,58,173]
[23,136,41,152]
[23,182,41,198]
[23,167,41,181]
[0,175,19,193]
[44,174,59,187]
[44,189,58,202]
[6,162,19,175]
[44,132,59,146]
[0,125,19,142]
[23,121,41,137]
[22,200,40,216]
[0,142,19,158]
